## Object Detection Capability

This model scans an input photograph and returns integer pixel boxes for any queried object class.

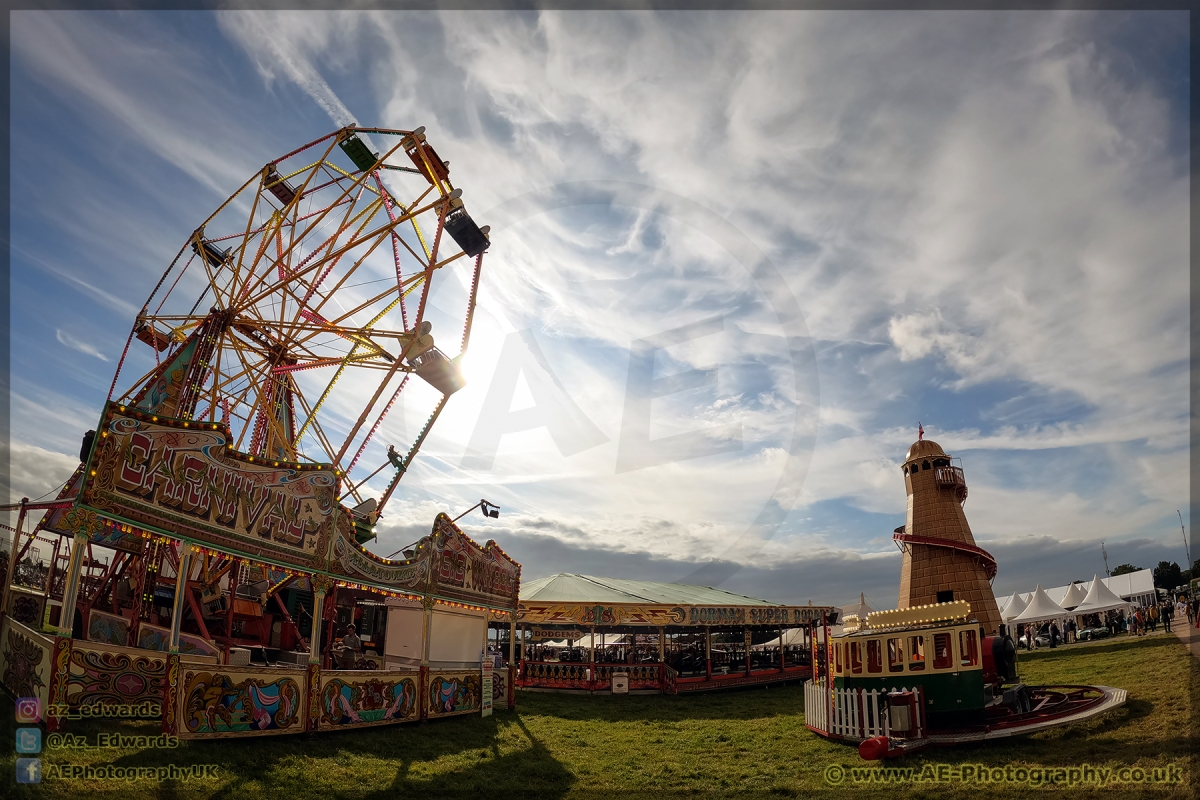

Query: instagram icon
[15,697,41,724]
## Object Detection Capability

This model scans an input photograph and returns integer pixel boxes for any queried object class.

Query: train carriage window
[959,629,979,667]
[849,641,863,674]
[834,642,842,674]
[866,639,883,673]
[908,636,925,671]
[887,638,904,672]
[933,633,953,670]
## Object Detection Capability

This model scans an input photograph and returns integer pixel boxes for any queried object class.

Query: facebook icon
[15,757,41,784]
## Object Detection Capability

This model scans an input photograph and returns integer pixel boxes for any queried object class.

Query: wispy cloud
[7,10,1188,597]
[55,329,109,362]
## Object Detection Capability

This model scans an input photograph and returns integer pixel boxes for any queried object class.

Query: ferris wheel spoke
[298,197,387,321]
[334,354,411,466]
[280,188,375,321]
[241,210,288,296]
[292,391,360,503]
[459,252,484,357]
[239,194,449,313]
[191,231,231,311]
[345,373,410,476]
[375,394,450,513]
[276,172,375,296]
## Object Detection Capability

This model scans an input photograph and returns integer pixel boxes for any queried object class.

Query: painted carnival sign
[178,667,305,739]
[426,514,521,611]
[330,536,427,590]
[519,603,839,627]
[427,670,482,718]
[318,672,419,730]
[80,404,338,570]
[63,405,522,609]
[37,469,145,555]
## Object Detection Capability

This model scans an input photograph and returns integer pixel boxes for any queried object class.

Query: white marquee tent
[1001,591,1030,621]
[1010,585,1070,624]
[839,593,879,632]
[1071,575,1133,615]
[1059,581,1088,610]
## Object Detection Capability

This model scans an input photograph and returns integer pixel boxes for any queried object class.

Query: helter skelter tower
[893,426,1002,634]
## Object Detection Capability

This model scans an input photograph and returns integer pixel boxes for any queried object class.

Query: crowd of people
[1015,594,1197,649]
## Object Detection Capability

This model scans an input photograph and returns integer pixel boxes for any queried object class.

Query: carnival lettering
[110,428,321,550]
[339,542,424,586]
[688,607,746,625]
[438,550,467,587]
[750,608,792,625]
[465,553,516,600]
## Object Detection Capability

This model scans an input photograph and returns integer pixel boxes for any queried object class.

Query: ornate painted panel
[137,622,221,658]
[177,666,306,739]
[87,609,132,647]
[65,640,165,712]
[80,404,339,572]
[491,667,508,704]
[317,670,420,730]
[6,587,47,630]
[426,670,482,718]
[0,619,52,709]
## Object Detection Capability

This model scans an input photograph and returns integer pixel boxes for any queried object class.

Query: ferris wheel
[106,125,490,521]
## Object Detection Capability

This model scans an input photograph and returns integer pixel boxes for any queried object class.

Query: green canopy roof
[520,573,784,607]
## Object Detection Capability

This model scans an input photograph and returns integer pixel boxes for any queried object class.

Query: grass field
[1,631,1196,798]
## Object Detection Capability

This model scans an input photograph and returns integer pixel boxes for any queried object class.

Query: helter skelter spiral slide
[104,125,491,536]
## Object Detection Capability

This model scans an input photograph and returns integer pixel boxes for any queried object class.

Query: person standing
[1049,621,1060,648]
[1163,600,1173,633]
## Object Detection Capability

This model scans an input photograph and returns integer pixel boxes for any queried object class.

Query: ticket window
[887,638,904,673]
[959,629,979,667]
[849,641,863,675]
[933,633,953,670]
[908,636,926,671]
[866,639,883,674]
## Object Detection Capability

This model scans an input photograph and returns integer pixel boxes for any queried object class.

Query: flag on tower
[918,422,924,440]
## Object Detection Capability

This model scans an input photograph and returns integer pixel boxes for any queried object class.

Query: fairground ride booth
[513,574,839,694]
[0,404,521,739]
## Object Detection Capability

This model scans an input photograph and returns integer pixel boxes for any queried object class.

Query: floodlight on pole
[1178,510,1190,568]
[452,498,501,523]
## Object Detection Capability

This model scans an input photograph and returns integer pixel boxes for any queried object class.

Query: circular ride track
[107,126,490,526]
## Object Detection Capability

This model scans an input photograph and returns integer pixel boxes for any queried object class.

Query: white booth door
[429,609,486,666]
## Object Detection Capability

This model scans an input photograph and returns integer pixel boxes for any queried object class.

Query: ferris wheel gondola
[107,125,489,527]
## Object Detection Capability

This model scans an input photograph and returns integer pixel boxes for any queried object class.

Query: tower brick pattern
[895,439,1002,635]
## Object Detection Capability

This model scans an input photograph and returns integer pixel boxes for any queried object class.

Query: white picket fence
[804,679,922,740]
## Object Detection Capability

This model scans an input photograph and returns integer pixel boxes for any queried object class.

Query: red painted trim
[893,531,998,581]
[419,665,429,721]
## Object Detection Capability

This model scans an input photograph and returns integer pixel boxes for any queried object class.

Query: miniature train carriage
[829,600,1016,730]
[804,599,1126,759]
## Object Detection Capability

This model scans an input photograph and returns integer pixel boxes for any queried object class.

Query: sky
[4,9,1191,608]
